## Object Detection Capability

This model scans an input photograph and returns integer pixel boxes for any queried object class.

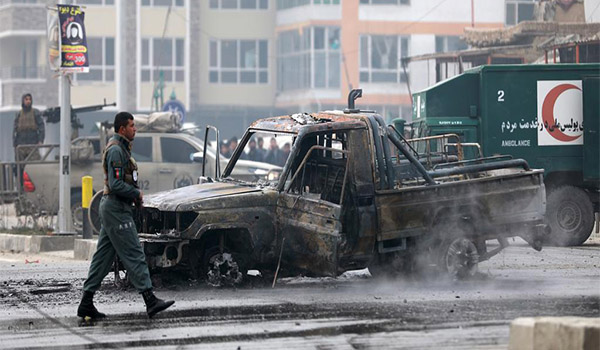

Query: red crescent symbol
[541,83,582,142]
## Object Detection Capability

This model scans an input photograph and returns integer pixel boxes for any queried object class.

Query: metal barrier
[0,144,60,203]
[0,163,19,203]
[406,133,463,168]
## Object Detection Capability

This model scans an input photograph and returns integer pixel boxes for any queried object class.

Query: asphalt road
[0,240,598,349]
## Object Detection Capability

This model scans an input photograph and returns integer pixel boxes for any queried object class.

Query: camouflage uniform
[13,94,44,162]
[82,134,152,293]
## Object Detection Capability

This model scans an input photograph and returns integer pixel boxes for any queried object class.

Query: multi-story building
[2,0,549,162]
[274,0,505,122]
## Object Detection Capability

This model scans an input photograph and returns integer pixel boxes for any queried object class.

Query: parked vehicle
[409,64,599,246]
[16,117,280,231]
[136,90,547,286]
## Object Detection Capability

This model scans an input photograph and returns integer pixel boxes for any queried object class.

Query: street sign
[162,99,186,123]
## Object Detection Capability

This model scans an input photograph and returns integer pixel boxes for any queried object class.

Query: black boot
[141,289,174,318]
[77,291,106,319]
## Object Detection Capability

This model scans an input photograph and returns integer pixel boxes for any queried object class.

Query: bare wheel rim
[444,238,479,278]
[206,251,243,287]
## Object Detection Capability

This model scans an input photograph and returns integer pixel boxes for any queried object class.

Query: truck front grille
[141,208,198,235]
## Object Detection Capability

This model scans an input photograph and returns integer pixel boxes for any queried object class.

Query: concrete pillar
[188,0,201,111]
[116,0,137,112]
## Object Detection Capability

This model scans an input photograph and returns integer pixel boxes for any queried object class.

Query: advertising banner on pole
[57,4,89,73]
[47,8,61,71]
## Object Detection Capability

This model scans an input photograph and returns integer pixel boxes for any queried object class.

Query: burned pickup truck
[138,90,547,285]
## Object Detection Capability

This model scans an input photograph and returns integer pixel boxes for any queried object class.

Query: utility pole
[57,73,72,234]
[471,0,475,27]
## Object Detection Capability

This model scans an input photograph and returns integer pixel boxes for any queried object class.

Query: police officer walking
[77,112,174,319]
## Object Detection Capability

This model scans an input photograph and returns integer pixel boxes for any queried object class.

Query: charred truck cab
[138,90,548,285]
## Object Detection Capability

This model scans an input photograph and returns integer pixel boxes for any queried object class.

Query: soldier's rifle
[43,99,116,130]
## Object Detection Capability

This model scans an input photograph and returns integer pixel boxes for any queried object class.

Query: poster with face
[57,4,89,73]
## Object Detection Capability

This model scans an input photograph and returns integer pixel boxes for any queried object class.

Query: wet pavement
[0,241,598,349]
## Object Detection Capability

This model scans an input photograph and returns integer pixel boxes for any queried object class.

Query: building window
[141,38,185,83]
[141,0,184,6]
[359,0,410,5]
[76,37,114,82]
[435,36,468,53]
[277,26,340,92]
[505,0,535,26]
[210,0,268,9]
[142,0,184,7]
[209,39,268,84]
[360,35,409,83]
[277,0,340,10]
[75,0,115,5]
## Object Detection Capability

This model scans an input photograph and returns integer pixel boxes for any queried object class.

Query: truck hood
[143,182,263,211]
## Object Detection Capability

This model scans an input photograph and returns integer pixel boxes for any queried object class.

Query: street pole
[57,73,72,234]
[471,0,475,27]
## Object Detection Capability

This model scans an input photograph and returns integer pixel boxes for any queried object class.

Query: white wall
[359,0,504,24]
[276,4,341,26]
[408,34,437,93]
[584,0,600,22]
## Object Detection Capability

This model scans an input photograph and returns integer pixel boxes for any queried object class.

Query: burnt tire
[546,186,594,247]
[439,237,479,279]
[201,246,244,287]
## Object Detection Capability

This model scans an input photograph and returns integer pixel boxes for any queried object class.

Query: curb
[74,238,98,260]
[0,233,74,253]
[509,317,600,350]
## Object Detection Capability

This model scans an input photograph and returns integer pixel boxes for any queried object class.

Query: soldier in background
[13,93,44,162]
[255,136,266,162]
[246,139,260,162]
[228,136,239,158]
[264,137,284,166]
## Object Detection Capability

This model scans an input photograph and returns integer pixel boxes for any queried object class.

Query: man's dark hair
[229,136,238,144]
[114,112,134,133]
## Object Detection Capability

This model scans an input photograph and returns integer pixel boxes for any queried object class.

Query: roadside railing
[0,144,59,203]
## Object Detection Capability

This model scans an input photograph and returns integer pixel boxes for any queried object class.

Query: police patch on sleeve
[114,167,123,179]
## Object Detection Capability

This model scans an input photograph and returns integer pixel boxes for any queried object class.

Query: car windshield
[224,130,295,185]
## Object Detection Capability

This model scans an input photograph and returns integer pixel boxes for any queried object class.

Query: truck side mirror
[191,153,203,163]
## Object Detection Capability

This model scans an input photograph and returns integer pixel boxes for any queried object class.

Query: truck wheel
[71,192,83,233]
[439,237,479,279]
[202,246,244,287]
[546,186,594,246]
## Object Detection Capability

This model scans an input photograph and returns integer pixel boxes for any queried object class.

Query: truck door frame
[276,135,350,277]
